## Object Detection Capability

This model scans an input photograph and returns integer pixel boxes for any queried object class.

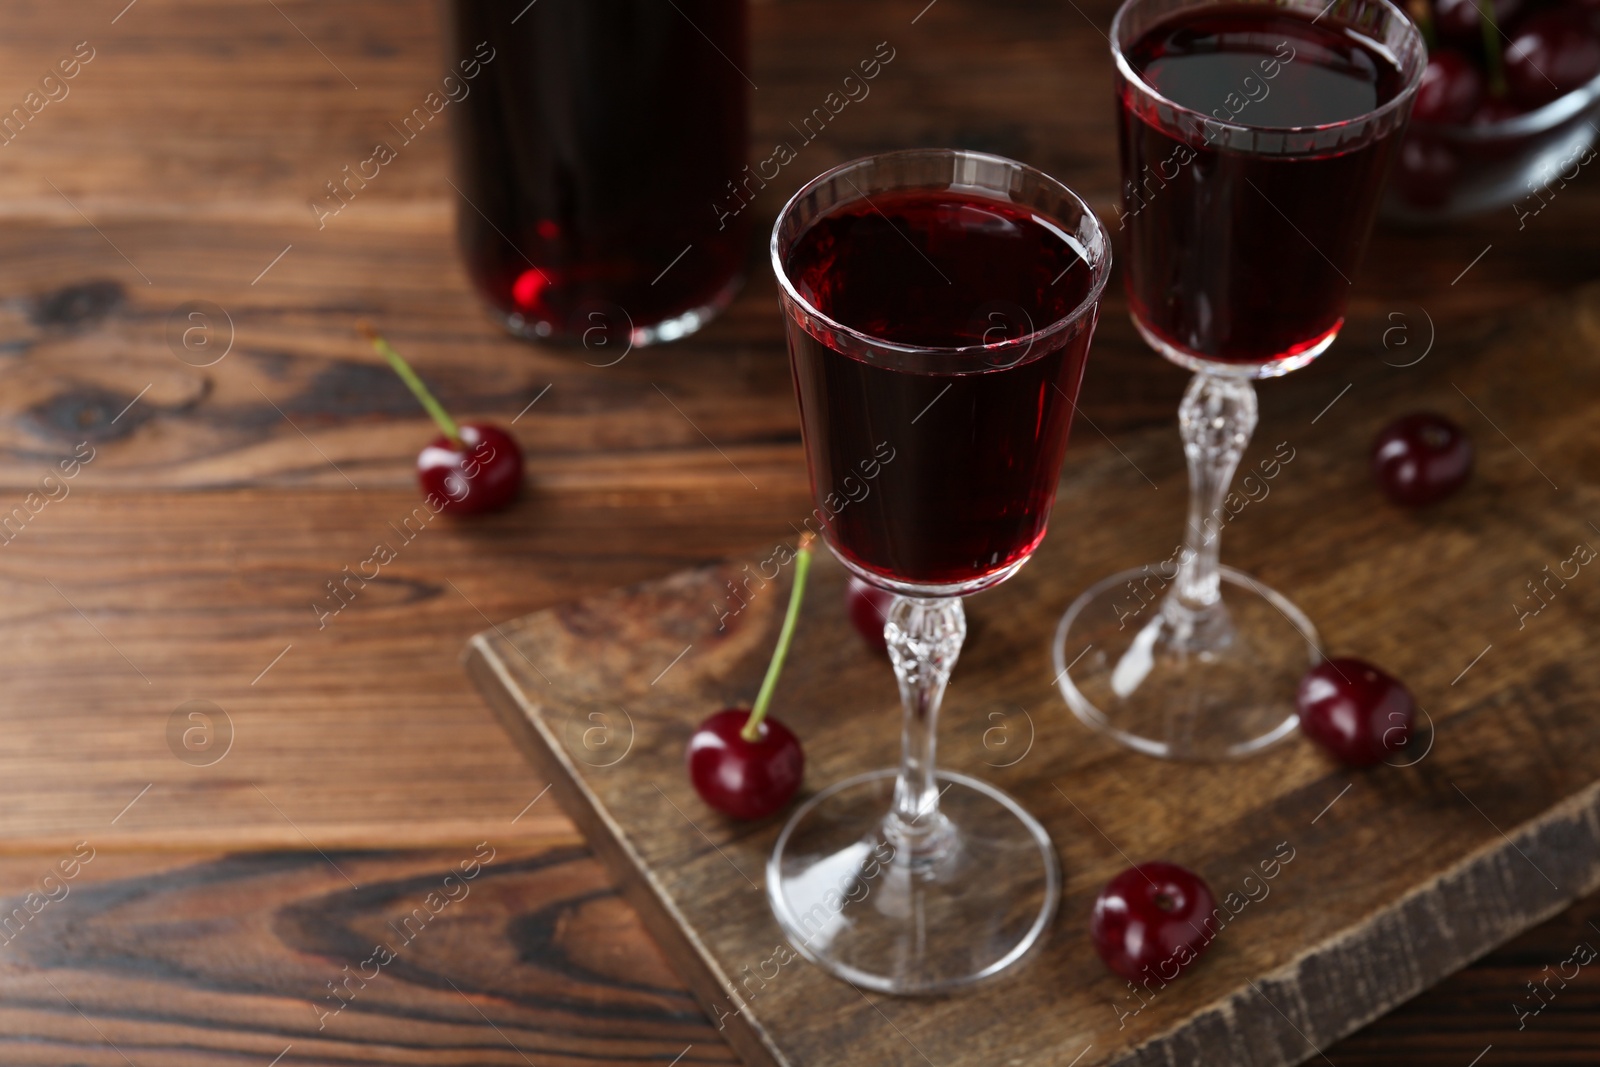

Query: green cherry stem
[359,321,463,448]
[1408,0,1435,50]
[1478,1,1507,98]
[741,535,815,743]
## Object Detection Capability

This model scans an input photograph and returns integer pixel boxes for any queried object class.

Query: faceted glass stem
[1165,372,1258,644]
[883,596,965,855]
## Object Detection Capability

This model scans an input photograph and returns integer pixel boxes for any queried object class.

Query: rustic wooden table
[0,1,1594,1064]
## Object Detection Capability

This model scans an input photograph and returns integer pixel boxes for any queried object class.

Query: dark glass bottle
[447,0,749,346]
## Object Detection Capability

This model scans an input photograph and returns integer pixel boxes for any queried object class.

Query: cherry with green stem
[686,536,813,819]
[359,322,524,515]
[741,538,813,740]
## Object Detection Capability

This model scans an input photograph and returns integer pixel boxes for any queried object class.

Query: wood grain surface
[0,0,1590,1063]
[467,280,1600,1066]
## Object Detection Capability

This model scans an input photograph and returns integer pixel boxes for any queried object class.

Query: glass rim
[1109,0,1428,140]
[769,148,1112,361]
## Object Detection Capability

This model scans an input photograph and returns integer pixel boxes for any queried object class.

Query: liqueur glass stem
[885,597,965,852]
[1169,373,1257,623]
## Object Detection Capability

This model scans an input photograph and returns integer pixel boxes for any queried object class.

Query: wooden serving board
[466,285,1600,1067]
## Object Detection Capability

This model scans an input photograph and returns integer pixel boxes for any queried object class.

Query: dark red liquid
[782,190,1099,588]
[449,1,748,342]
[1118,7,1409,365]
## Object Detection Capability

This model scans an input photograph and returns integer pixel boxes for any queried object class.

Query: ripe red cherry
[687,537,816,819]
[363,323,526,516]
[1371,413,1473,507]
[846,576,895,655]
[1392,137,1461,207]
[1506,9,1600,109]
[418,423,524,515]
[1470,96,1526,126]
[686,708,804,820]
[1297,658,1415,766]
[1413,50,1485,124]
[1436,0,1523,40]
[1466,98,1530,160]
[1091,862,1216,983]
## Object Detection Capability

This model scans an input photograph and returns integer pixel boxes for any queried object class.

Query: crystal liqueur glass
[1055,0,1427,759]
[769,149,1110,992]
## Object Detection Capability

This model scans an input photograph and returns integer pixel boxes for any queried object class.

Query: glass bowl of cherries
[1384,0,1600,221]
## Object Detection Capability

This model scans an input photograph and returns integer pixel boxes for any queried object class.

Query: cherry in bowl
[1392,139,1461,209]
[1412,50,1483,126]
[1371,413,1473,507]
[1297,657,1414,767]
[1435,0,1523,42]
[1469,96,1527,128]
[1506,9,1600,111]
[1091,862,1216,982]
